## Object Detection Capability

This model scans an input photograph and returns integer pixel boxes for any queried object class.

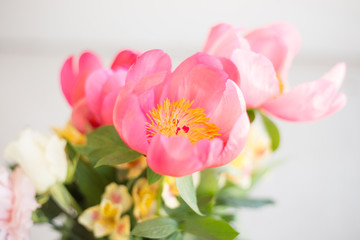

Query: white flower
[4,129,67,194]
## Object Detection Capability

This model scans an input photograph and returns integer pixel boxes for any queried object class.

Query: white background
[0,0,359,239]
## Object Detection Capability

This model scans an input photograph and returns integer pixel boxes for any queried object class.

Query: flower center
[146,98,221,144]
[277,73,285,95]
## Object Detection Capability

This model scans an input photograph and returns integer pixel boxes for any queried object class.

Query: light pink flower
[113,50,249,177]
[61,50,138,132]
[0,167,38,240]
[203,23,347,122]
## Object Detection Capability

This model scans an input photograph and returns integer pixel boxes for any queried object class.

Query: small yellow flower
[78,183,132,238]
[117,156,147,179]
[162,177,180,209]
[54,121,86,145]
[102,183,133,213]
[110,215,131,240]
[132,178,159,221]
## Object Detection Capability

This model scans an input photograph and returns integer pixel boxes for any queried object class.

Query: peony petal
[60,56,77,106]
[203,23,250,58]
[85,69,112,123]
[125,49,171,86]
[245,22,301,82]
[321,62,346,90]
[209,80,246,141]
[231,49,279,108]
[72,52,103,104]
[262,79,344,122]
[147,135,211,177]
[209,112,250,168]
[165,53,228,115]
[203,23,234,53]
[111,50,138,70]
[113,94,149,154]
[71,98,99,134]
[219,57,240,86]
[100,91,119,125]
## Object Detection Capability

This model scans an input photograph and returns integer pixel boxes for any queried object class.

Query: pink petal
[100,91,119,125]
[321,62,346,89]
[111,50,138,70]
[262,79,344,122]
[209,80,246,141]
[71,98,99,133]
[203,23,250,58]
[245,22,301,82]
[165,53,229,115]
[231,49,279,108]
[147,135,222,177]
[125,49,171,86]
[85,69,112,123]
[60,56,77,106]
[73,52,103,104]
[219,57,240,86]
[113,94,149,154]
[209,112,250,168]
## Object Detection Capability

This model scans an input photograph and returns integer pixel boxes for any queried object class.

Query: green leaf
[131,217,178,239]
[260,112,280,151]
[73,126,142,167]
[247,109,256,123]
[217,185,274,208]
[164,198,195,220]
[147,167,163,185]
[197,168,218,199]
[176,175,203,216]
[165,231,183,240]
[75,159,107,206]
[182,217,239,240]
[196,168,218,213]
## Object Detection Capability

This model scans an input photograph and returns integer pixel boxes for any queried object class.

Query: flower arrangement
[0,22,346,240]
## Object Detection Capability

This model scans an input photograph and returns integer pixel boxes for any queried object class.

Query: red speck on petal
[117,224,125,234]
[111,193,122,204]
[182,126,189,133]
[176,127,181,135]
[91,211,100,221]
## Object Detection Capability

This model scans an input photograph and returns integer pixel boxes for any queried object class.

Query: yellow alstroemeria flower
[109,215,131,240]
[117,156,147,179]
[54,121,86,145]
[226,125,271,189]
[78,183,132,238]
[162,176,180,209]
[132,178,159,221]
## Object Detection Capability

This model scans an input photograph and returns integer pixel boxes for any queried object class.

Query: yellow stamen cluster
[146,98,221,144]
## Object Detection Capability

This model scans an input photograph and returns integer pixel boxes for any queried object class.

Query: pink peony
[60,50,138,133]
[0,167,38,240]
[203,23,347,122]
[113,50,249,177]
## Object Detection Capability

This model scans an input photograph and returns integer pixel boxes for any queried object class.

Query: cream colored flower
[109,215,131,240]
[162,177,180,209]
[132,178,159,221]
[78,183,132,238]
[4,129,67,194]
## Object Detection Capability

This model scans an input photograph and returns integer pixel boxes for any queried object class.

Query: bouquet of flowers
[0,22,346,240]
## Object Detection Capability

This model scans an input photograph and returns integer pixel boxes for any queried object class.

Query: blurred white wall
[0,0,359,240]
